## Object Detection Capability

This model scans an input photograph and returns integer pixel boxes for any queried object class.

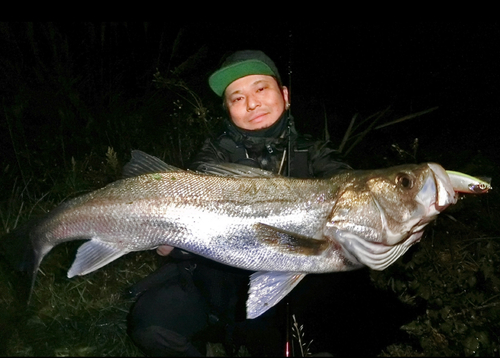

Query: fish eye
[396,173,414,189]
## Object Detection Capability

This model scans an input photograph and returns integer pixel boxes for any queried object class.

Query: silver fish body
[19,151,459,318]
[34,170,348,275]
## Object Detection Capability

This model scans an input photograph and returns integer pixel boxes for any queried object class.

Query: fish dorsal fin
[67,239,129,278]
[255,223,329,256]
[197,162,276,178]
[247,271,307,319]
[122,150,181,178]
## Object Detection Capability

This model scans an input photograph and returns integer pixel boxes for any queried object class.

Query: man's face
[224,74,289,130]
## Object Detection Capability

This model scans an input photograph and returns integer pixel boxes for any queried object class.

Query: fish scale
[5,150,483,318]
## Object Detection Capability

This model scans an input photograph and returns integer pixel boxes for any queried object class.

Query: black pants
[127,255,420,356]
[127,255,283,356]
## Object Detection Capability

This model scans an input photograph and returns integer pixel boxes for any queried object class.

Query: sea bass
[5,151,472,318]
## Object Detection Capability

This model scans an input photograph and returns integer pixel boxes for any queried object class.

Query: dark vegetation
[1,22,499,356]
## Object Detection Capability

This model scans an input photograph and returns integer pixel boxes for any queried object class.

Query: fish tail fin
[23,238,46,305]
[0,219,49,305]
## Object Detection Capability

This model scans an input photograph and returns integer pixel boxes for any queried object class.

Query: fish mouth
[337,163,457,271]
[420,163,457,213]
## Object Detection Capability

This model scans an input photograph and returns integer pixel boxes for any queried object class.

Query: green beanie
[209,50,282,97]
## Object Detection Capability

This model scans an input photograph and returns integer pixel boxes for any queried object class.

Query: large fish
[2,150,485,318]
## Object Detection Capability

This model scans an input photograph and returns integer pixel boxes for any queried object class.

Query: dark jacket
[189,113,351,178]
[128,112,352,356]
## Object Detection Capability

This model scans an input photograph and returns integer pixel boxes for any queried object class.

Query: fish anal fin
[255,223,328,255]
[247,271,307,319]
[67,239,128,278]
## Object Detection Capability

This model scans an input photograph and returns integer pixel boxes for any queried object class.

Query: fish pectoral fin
[67,239,128,278]
[247,271,307,319]
[255,223,329,256]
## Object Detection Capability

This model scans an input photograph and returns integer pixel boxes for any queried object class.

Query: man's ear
[282,86,290,107]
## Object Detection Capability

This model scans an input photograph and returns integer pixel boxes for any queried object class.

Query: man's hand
[156,245,174,256]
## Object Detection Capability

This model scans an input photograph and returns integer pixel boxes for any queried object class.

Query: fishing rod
[286,28,293,180]
[285,27,293,357]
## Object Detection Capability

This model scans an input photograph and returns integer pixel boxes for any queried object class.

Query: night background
[0,22,499,356]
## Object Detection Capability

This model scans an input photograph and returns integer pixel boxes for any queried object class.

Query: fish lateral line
[6,150,488,319]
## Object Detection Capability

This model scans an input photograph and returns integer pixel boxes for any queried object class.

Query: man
[127,50,351,356]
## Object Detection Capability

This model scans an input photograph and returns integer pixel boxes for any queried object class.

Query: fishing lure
[446,171,492,194]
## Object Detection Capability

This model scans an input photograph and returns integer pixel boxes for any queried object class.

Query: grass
[0,152,155,356]
[1,22,499,356]
[1,250,156,356]
[1,145,499,357]
[0,149,253,357]
[372,190,500,356]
